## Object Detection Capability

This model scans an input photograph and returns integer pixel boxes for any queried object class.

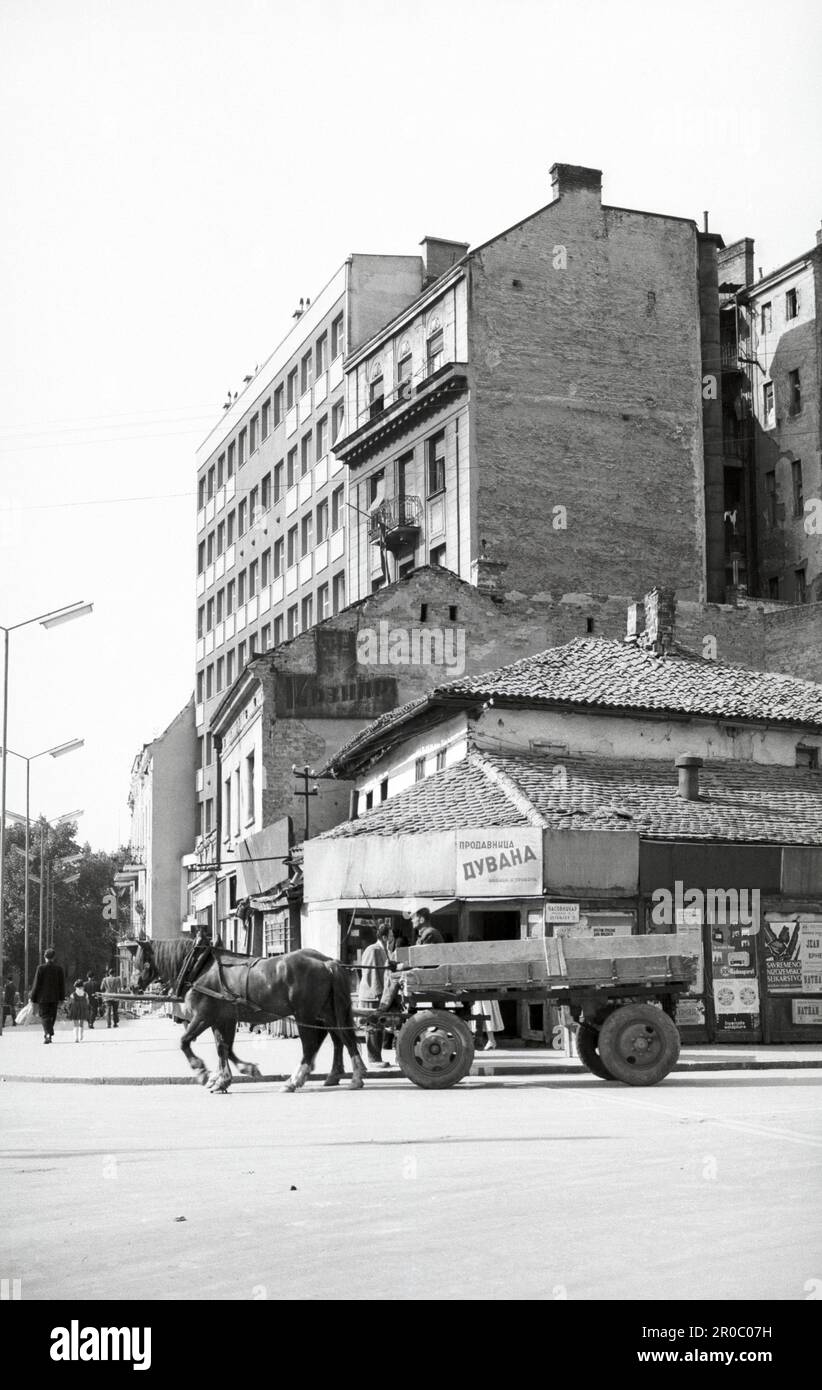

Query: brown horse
[131,937,366,1094]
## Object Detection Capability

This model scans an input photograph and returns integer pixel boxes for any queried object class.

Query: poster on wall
[793,998,822,1025]
[711,922,760,1029]
[675,997,706,1027]
[713,978,760,1017]
[763,919,822,994]
[455,827,543,897]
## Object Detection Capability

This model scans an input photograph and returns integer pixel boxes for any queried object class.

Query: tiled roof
[321,751,822,845]
[326,637,822,775]
[320,756,531,838]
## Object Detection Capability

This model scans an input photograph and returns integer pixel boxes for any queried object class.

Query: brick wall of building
[468,166,709,602]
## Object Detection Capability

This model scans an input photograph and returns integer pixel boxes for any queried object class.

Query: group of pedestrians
[25,950,121,1042]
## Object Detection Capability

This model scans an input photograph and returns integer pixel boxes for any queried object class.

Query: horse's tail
[327,961,356,1036]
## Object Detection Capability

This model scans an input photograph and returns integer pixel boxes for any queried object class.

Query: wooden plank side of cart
[401,933,697,997]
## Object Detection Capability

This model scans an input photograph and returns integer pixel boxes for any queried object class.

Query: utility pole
[292,765,319,841]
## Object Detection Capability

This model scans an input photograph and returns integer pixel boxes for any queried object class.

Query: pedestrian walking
[2,979,17,1027]
[472,998,504,1049]
[67,979,92,1041]
[84,972,98,1027]
[100,968,120,1028]
[358,924,393,1067]
[29,948,66,1044]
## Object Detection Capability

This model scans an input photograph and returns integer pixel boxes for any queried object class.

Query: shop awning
[329,896,457,916]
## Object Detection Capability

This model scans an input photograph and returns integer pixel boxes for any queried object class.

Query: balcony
[720,341,740,371]
[368,496,423,553]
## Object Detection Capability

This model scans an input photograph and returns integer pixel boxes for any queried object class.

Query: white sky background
[1,0,820,852]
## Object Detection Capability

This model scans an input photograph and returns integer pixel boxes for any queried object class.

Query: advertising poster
[713,978,760,1017]
[675,998,706,1027]
[763,920,822,993]
[792,999,822,1026]
[799,921,822,994]
[711,922,759,1029]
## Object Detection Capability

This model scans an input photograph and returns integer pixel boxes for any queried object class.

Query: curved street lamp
[0,601,92,1034]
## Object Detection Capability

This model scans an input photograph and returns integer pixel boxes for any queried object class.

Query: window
[237,569,246,606]
[274,460,284,501]
[380,778,388,802]
[205,733,212,766]
[249,485,259,523]
[227,509,236,545]
[397,350,412,399]
[261,400,270,440]
[207,465,216,500]
[223,778,231,843]
[206,664,214,699]
[317,582,329,619]
[331,399,344,444]
[197,605,204,639]
[365,790,374,812]
[332,570,345,614]
[197,541,205,575]
[226,649,235,685]
[795,568,807,604]
[315,332,328,376]
[287,525,298,567]
[204,799,214,835]
[197,736,205,771]
[316,415,328,460]
[206,531,215,565]
[206,597,214,631]
[238,427,247,467]
[792,459,804,516]
[226,579,235,615]
[301,432,313,475]
[245,751,255,825]
[301,512,313,555]
[427,431,446,495]
[415,757,425,782]
[436,749,446,771]
[768,576,781,600]
[760,302,772,334]
[419,603,428,621]
[261,472,271,509]
[763,381,774,422]
[274,384,284,426]
[273,537,284,577]
[786,287,798,320]
[274,615,284,645]
[449,605,458,621]
[287,604,299,638]
[331,484,344,532]
[430,544,447,567]
[287,446,298,488]
[369,469,384,506]
[331,313,344,359]
[233,770,240,837]
[238,640,246,671]
[261,547,271,586]
[796,744,819,769]
[301,594,313,630]
[426,325,444,376]
[238,499,247,535]
[216,589,224,623]
[261,623,270,652]
[216,656,224,692]
[198,477,206,509]
[217,454,225,488]
[248,558,258,597]
[300,350,313,395]
[316,498,329,542]
[216,521,225,556]
[369,368,384,419]
[249,414,258,453]
[249,631,258,657]
[789,369,801,413]
[397,451,412,498]
[227,441,235,477]
[196,670,204,703]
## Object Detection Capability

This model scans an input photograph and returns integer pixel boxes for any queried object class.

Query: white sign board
[544,902,580,925]
[455,827,543,898]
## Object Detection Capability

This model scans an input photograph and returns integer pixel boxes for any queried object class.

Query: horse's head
[132,940,159,994]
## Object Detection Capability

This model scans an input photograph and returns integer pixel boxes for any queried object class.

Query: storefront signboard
[792,998,822,1025]
[544,903,580,925]
[455,827,543,897]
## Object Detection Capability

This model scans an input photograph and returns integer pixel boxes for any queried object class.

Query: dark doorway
[468,910,521,1036]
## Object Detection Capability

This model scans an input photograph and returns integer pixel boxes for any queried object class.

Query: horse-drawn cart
[377,934,698,1090]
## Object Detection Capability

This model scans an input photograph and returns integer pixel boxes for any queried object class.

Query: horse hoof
[282,1082,297,1093]
[323,1074,342,1088]
[195,1071,209,1086]
[348,1077,365,1090]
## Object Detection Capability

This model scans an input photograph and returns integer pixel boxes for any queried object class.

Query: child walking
[67,979,91,1041]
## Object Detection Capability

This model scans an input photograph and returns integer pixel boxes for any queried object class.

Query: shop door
[468,910,520,1037]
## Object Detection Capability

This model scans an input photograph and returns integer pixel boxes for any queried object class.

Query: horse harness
[187,950,266,1014]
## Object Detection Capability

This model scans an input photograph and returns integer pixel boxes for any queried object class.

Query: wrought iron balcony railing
[368,496,423,551]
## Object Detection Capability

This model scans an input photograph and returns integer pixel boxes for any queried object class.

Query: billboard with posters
[764,919,822,994]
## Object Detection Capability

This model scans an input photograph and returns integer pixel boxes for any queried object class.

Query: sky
[1,0,820,851]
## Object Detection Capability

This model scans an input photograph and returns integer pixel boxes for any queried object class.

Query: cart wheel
[396,1010,475,1089]
[575,1023,616,1080]
[596,1003,681,1086]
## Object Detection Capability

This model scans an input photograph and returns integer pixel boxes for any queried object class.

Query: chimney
[550,163,602,201]
[676,755,703,802]
[626,600,645,641]
[420,237,470,284]
[640,586,676,655]
[473,540,508,603]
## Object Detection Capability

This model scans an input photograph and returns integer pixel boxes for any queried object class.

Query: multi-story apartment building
[335,163,729,606]
[192,254,427,864]
[718,227,822,603]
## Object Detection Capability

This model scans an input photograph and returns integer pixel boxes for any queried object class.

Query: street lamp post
[6,809,83,991]
[2,742,84,991]
[0,601,92,1035]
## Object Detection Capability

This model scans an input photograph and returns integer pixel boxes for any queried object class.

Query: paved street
[2,1056,821,1301]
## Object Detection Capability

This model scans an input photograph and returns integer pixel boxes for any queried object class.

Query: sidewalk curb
[2,1059,822,1085]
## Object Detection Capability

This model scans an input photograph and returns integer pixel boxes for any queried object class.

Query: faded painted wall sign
[456,827,543,897]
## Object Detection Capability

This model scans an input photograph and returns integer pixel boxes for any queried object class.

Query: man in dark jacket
[30,948,66,1043]
[84,972,98,1027]
[2,979,17,1026]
